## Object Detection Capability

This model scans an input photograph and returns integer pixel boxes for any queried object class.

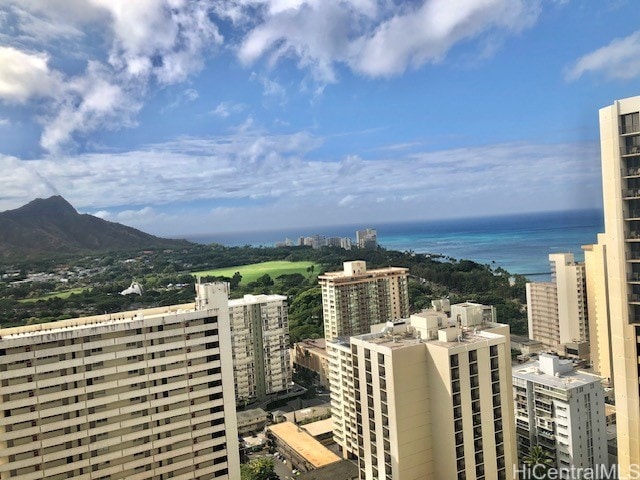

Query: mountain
[0,196,191,259]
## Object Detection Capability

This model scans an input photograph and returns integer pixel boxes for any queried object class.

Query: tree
[230,271,243,289]
[523,445,554,479]
[240,457,277,480]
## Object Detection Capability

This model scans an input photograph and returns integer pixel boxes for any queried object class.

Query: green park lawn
[18,287,87,303]
[193,260,317,285]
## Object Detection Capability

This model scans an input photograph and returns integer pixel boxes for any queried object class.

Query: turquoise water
[186,209,604,281]
[377,209,603,279]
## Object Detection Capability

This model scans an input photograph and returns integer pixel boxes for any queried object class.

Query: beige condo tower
[585,95,640,479]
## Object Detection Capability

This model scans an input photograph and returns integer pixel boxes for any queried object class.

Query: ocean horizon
[184,208,604,280]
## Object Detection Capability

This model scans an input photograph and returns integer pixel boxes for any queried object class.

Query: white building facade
[513,354,608,472]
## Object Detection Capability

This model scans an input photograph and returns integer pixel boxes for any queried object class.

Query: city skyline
[0,1,638,235]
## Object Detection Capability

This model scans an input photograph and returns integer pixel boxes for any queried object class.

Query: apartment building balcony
[624,167,640,178]
[626,209,640,220]
[628,293,640,304]
[620,122,640,135]
[625,230,640,241]
[628,272,640,283]
[623,190,640,200]
[621,145,640,156]
[626,250,640,261]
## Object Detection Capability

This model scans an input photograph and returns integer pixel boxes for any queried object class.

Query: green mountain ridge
[0,196,190,259]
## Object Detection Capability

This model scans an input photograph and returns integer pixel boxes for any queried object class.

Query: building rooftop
[301,418,333,438]
[295,338,327,354]
[0,301,198,340]
[513,357,603,390]
[268,422,341,469]
[318,261,408,282]
[237,408,268,423]
[354,323,505,351]
[228,294,287,307]
[297,460,359,480]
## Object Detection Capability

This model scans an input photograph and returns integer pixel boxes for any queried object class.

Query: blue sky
[0,0,638,237]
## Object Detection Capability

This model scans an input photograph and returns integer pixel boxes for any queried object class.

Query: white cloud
[0,130,602,235]
[565,30,640,81]
[210,101,246,118]
[1,1,221,151]
[234,0,540,81]
[0,46,63,103]
[0,118,10,127]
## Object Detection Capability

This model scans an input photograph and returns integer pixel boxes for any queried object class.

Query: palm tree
[523,445,554,479]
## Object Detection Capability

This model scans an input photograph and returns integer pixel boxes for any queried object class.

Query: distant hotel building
[0,282,240,479]
[229,294,290,403]
[526,253,589,358]
[350,310,517,479]
[513,354,608,471]
[355,228,377,249]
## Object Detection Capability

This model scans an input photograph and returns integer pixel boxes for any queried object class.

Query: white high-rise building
[229,294,290,403]
[0,282,240,480]
[349,314,517,480]
[512,354,608,471]
[526,253,588,356]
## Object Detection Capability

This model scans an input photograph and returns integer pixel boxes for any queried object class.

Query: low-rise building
[292,338,330,388]
[267,422,341,473]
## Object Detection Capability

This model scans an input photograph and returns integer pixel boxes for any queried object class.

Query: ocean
[185,209,604,281]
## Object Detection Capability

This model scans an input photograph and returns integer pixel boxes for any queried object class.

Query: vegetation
[0,243,529,339]
[522,445,554,479]
[240,457,277,480]
[194,260,317,285]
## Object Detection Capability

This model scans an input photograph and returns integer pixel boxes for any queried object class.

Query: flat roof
[302,418,333,437]
[318,266,408,280]
[229,294,287,307]
[513,361,603,390]
[237,408,268,423]
[0,302,198,339]
[354,325,505,351]
[298,460,359,480]
[268,422,341,469]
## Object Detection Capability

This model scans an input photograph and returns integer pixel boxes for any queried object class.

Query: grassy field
[18,287,87,303]
[193,260,317,285]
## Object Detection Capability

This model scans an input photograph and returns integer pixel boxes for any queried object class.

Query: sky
[0,1,639,238]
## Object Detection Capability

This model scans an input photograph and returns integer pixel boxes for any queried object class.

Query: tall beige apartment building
[526,253,588,355]
[229,294,290,403]
[319,261,409,458]
[319,261,409,341]
[0,282,240,480]
[584,96,640,478]
[349,314,517,480]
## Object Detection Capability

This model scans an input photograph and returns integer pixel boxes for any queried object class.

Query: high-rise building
[229,294,290,403]
[512,354,608,472]
[0,282,240,480]
[582,236,613,385]
[526,253,588,357]
[355,229,377,249]
[319,261,410,459]
[319,261,409,341]
[349,313,517,480]
[585,96,640,477]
